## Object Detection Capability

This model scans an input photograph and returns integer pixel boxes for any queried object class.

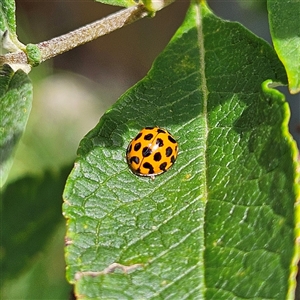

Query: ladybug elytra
[126,127,178,178]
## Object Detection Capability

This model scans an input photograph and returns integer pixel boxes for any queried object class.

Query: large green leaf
[0,64,32,187]
[63,1,299,298]
[268,0,300,94]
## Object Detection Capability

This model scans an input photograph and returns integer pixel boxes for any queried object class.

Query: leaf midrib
[196,1,209,297]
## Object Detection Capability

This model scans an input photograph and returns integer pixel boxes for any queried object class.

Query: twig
[37,5,149,63]
[0,5,149,67]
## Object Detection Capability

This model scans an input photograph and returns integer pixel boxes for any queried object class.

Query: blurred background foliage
[1,0,299,299]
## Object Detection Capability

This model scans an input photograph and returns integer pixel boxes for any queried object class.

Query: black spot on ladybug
[130,156,139,164]
[142,147,152,157]
[159,162,167,171]
[134,142,141,151]
[168,135,176,144]
[154,152,162,161]
[145,126,154,130]
[171,156,175,163]
[143,162,154,174]
[165,146,172,157]
[134,132,142,141]
[156,138,164,147]
[157,128,166,134]
[144,133,154,140]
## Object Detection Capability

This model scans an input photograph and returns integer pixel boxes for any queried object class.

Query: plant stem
[37,5,149,63]
[0,5,149,67]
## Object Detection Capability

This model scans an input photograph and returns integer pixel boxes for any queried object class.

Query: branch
[37,5,149,63]
[0,4,149,68]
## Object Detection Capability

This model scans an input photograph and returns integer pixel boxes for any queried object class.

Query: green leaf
[0,0,16,35]
[63,1,299,299]
[94,0,138,8]
[1,224,71,299]
[268,0,300,94]
[0,0,24,52]
[0,166,72,285]
[0,64,32,187]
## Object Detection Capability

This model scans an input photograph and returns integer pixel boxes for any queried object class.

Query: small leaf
[63,1,299,298]
[0,0,16,35]
[0,64,32,186]
[94,0,138,8]
[0,0,24,53]
[268,0,300,94]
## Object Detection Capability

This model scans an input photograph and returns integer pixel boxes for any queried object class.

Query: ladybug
[126,126,178,178]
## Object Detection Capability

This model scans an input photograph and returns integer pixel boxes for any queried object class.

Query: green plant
[1,0,299,299]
